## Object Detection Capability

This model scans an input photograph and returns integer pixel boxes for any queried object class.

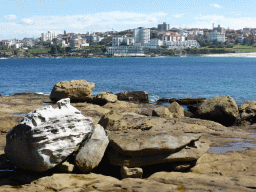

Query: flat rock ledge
[4,98,93,172]
[107,131,209,168]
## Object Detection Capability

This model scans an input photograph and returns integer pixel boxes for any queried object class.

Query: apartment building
[158,22,170,31]
[41,31,56,41]
[112,36,135,46]
[207,31,226,42]
[133,27,150,44]
[69,36,89,49]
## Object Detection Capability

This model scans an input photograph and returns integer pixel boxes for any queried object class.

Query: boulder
[57,161,75,173]
[237,101,256,124]
[120,166,143,179]
[4,98,93,172]
[195,95,239,126]
[107,131,209,167]
[152,106,173,118]
[98,110,125,131]
[167,102,184,118]
[92,92,117,105]
[50,80,95,102]
[75,124,109,173]
[116,91,149,102]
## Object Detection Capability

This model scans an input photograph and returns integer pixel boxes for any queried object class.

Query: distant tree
[13,49,19,55]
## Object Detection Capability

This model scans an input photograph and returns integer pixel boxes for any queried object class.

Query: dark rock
[116,91,149,102]
[195,95,239,126]
[157,98,205,106]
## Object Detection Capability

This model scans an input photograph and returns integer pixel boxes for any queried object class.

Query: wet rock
[116,91,149,102]
[167,102,184,118]
[120,166,143,178]
[98,110,125,131]
[92,92,117,106]
[75,124,109,173]
[157,98,205,105]
[5,98,93,172]
[50,80,95,102]
[152,106,173,118]
[195,95,239,126]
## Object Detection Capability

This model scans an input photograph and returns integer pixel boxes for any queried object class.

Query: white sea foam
[149,95,160,103]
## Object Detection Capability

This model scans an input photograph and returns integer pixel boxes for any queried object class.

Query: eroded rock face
[4,98,93,172]
[75,124,109,173]
[98,110,124,131]
[50,80,95,102]
[107,131,209,167]
[195,95,239,126]
[116,91,149,102]
[237,101,256,125]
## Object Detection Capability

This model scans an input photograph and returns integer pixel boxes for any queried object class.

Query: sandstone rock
[167,101,184,118]
[120,166,143,178]
[75,124,109,173]
[50,80,95,102]
[116,91,149,102]
[148,172,252,192]
[152,106,173,118]
[196,95,239,126]
[98,110,125,131]
[237,100,256,124]
[57,161,75,173]
[107,131,209,167]
[5,98,93,172]
[92,92,117,105]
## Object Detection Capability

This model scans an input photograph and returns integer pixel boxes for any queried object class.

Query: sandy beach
[202,52,256,57]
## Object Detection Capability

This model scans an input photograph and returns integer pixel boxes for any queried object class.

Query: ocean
[0,57,256,105]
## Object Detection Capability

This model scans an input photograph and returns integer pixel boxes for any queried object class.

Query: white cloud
[210,4,222,8]
[190,15,256,29]
[173,14,184,18]
[4,14,17,20]
[0,11,168,39]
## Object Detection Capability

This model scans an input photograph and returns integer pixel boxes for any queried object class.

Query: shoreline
[2,52,256,59]
[202,52,256,57]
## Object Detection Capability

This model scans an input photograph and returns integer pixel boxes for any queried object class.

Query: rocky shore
[0,80,256,191]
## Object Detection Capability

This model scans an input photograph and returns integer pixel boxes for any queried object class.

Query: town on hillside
[1,22,256,58]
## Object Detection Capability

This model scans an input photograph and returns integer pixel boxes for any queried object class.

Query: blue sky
[0,0,256,40]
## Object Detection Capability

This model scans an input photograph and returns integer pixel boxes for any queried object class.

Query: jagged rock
[107,131,209,167]
[92,92,117,105]
[120,166,143,179]
[195,95,239,126]
[57,162,75,173]
[167,102,184,118]
[75,124,109,173]
[116,91,149,102]
[98,110,125,131]
[237,101,256,124]
[4,98,93,172]
[50,80,95,102]
[152,106,173,118]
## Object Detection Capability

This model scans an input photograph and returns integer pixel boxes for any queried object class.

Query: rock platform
[0,92,256,191]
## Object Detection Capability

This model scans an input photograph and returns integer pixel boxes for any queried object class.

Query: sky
[0,0,256,40]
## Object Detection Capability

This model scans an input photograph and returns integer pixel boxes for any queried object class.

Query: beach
[203,52,256,57]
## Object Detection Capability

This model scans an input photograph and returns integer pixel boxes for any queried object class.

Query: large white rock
[4,98,93,172]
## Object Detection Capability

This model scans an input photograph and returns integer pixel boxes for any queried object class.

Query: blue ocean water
[0,57,256,105]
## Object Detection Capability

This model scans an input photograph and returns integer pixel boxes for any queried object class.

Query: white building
[207,31,226,42]
[112,36,135,46]
[41,31,56,41]
[69,36,89,49]
[133,27,150,44]
[106,44,144,56]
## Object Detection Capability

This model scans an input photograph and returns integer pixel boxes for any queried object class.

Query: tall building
[158,22,170,31]
[213,24,225,33]
[133,27,150,44]
[41,31,56,41]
